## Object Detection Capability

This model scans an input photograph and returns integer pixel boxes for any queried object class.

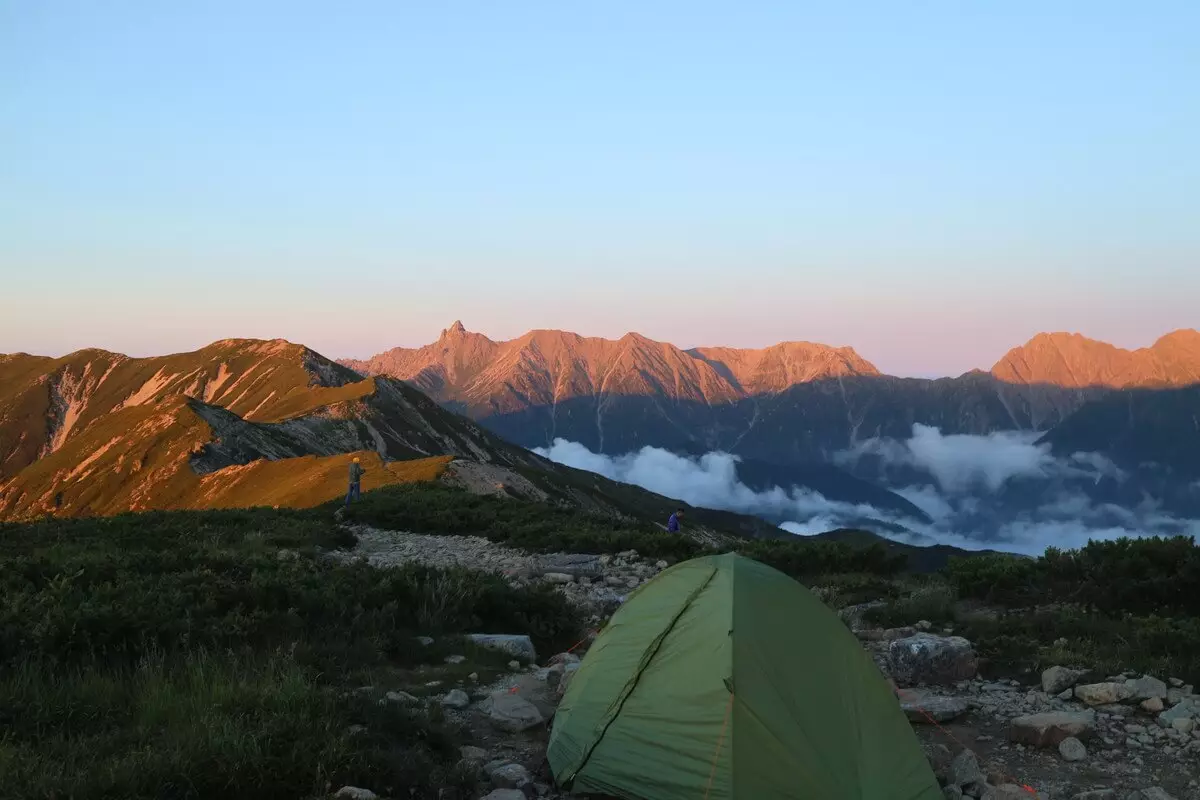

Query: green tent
[546,553,941,799]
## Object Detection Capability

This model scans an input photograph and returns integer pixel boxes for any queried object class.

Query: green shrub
[945,552,1044,607]
[956,608,1200,683]
[737,539,906,581]
[0,508,583,798]
[341,483,702,560]
[0,649,474,800]
[862,582,957,628]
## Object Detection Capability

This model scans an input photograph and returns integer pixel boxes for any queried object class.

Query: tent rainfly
[546,552,942,799]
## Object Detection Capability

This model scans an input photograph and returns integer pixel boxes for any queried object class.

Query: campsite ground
[4,484,1200,798]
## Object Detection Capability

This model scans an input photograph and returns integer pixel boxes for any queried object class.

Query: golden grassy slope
[193,451,452,510]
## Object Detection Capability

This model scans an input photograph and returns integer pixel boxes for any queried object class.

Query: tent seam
[565,564,721,786]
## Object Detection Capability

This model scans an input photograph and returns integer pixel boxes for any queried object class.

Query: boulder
[467,634,537,662]
[1074,682,1133,706]
[1058,736,1088,762]
[1042,666,1086,695]
[482,692,545,733]
[1141,697,1165,713]
[442,689,470,709]
[1124,675,1168,702]
[1008,711,1096,747]
[901,694,969,724]
[888,634,978,686]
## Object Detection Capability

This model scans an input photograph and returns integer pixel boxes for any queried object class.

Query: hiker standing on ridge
[667,508,683,533]
[346,457,365,506]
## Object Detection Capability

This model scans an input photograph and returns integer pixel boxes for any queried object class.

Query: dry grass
[194,452,452,510]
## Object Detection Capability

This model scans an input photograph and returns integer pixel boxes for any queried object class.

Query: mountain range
[4,325,1198,542]
[0,339,784,539]
[342,323,1200,476]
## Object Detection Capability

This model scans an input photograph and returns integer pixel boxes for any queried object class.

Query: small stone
[987,786,1031,800]
[487,762,532,789]
[442,689,470,709]
[1058,736,1087,761]
[1125,675,1169,702]
[508,660,521,670]
[1169,677,1185,688]
[415,636,434,646]
[480,791,526,800]
[467,634,537,662]
[901,694,969,723]
[482,692,545,733]
[385,690,419,704]
[469,672,479,682]
[949,748,984,787]
[1009,711,1096,747]
[1141,697,1165,713]
[334,789,378,800]
[1058,689,1075,701]
[445,654,466,664]
[1042,666,1086,695]
[1172,717,1196,734]
[1074,682,1133,706]
[543,572,574,584]
[459,745,488,763]
[655,560,669,569]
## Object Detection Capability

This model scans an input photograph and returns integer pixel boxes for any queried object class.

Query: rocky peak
[991,330,1200,389]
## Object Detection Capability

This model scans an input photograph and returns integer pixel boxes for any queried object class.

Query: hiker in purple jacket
[667,509,683,533]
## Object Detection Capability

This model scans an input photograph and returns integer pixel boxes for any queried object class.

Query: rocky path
[856,627,1200,799]
[328,524,673,622]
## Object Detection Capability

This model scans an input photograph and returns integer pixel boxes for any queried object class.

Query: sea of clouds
[534,424,1200,556]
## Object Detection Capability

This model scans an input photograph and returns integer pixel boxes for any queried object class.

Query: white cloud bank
[534,426,1198,557]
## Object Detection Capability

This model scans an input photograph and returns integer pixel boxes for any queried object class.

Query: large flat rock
[1008,710,1096,747]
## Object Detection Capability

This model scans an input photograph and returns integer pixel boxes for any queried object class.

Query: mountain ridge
[344,324,1200,399]
[338,324,1200,487]
[0,339,796,539]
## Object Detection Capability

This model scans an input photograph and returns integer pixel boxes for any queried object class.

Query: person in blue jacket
[667,508,683,533]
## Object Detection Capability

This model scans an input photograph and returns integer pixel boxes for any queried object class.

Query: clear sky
[3,1,1197,376]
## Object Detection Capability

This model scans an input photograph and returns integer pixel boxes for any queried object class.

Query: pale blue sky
[2,1,1197,376]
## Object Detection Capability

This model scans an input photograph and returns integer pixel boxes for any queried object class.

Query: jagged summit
[342,325,883,413]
